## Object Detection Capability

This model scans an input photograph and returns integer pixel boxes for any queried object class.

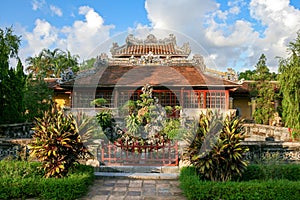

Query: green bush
[0,160,43,179]
[29,105,90,178]
[237,164,300,181]
[0,161,94,200]
[184,111,249,181]
[180,166,300,200]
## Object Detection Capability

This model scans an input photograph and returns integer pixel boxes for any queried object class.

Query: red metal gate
[99,141,178,166]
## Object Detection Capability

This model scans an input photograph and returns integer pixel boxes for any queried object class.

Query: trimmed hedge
[0,161,94,200]
[180,166,300,200]
[238,164,300,181]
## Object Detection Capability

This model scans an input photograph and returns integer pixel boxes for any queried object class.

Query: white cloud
[60,6,114,59]
[145,0,217,32]
[20,5,115,65]
[31,0,45,11]
[22,19,58,58]
[249,0,300,68]
[144,0,300,72]
[21,0,300,73]
[229,6,240,14]
[50,5,63,17]
[205,20,259,47]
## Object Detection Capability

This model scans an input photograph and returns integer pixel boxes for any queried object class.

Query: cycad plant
[29,105,90,178]
[74,111,98,143]
[184,110,249,182]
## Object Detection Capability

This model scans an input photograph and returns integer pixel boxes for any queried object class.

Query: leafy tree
[0,27,20,80]
[0,27,54,124]
[79,58,96,71]
[238,69,255,80]
[23,76,53,122]
[1,59,26,123]
[238,58,277,81]
[26,48,79,78]
[278,32,300,136]
[0,27,23,124]
[252,54,276,124]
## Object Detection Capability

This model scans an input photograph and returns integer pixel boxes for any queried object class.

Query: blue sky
[1,0,300,72]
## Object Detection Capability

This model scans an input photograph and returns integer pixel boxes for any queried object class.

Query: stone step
[94,172,179,180]
[96,165,179,173]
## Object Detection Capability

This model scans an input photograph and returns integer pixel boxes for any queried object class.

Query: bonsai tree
[96,84,183,148]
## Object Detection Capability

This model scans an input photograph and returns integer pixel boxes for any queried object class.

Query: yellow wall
[53,93,71,108]
[233,97,252,120]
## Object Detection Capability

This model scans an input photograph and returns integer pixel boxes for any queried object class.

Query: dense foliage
[180,166,300,200]
[251,54,277,124]
[278,32,300,137]
[96,84,183,148]
[0,27,53,124]
[29,105,90,178]
[238,55,277,81]
[24,76,53,122]
[0,27,23,124]
[238,164,300,181]
[26,48,79,78]
[0,161,94,200]
[184,111,248,182]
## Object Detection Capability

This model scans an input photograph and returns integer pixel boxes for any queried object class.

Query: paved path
[80,175,187,200]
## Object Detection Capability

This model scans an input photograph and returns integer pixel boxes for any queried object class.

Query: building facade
[55,34,242,119]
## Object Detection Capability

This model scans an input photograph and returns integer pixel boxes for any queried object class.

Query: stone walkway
[80,175,187,200]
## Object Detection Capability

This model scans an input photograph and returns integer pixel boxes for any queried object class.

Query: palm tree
[26,48,79,78]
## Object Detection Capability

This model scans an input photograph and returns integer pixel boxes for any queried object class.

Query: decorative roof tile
[61,64,239,88]
[110,34,191,58]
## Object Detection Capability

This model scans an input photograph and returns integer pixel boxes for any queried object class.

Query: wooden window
[95,90,113,107]
[206,91,226,109]
[117,90,141,107]
[73,90,94,108]
[153,90,180,107]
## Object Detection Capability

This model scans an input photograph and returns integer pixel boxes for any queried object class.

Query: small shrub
[237,164,300,181]
[0,160,43,179]
[184,111,249,182]
[0,161,94,200]
[29,105,91,178]
[74,111,100,143]
[180,166,300,200]
[96,109,114,131]
[90,98,108,107]
[161,118,186,140]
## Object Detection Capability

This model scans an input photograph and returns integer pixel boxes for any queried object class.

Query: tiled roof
[61,64,239,88]
[110,34,191,58]
[113,44,185,57]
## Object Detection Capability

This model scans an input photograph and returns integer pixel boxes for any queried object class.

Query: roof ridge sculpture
[125,33,177,45]
[110,33,191,57]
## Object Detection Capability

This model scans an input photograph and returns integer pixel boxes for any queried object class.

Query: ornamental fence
[99,141,178,166]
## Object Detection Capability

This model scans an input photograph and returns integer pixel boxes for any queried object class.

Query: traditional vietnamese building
[57,34,241,118]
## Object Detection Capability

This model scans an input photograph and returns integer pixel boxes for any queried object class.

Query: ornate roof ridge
[110,33,191,57]
[125,33,176,45]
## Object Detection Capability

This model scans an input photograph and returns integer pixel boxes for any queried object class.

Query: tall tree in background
[26,48,79,78]
[0,27,23,123]
[278,32,300,137]
[79,58,96,71]
[24,76,53,122]
[0,27,53,124]
[252,54,276,125]
[238,70,255,80]
[238,63,277,80]
[2,59,26,123]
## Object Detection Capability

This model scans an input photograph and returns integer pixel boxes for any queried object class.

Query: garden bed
[0,161,94,200]
[179,165,300,200]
